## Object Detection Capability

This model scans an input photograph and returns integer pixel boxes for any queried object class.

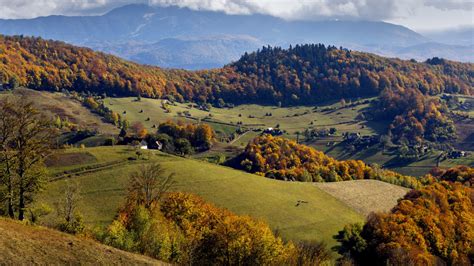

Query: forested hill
[0,36,472,105]
[232,45,473,104]
[1,35,472,143]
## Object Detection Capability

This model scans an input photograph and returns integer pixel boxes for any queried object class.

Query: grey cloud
[425,0,473,10]
[0,0,471,20]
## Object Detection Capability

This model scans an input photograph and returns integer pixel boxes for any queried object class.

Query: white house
[139,140,148,150]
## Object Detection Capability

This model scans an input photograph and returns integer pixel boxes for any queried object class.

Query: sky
[0,0,472,31]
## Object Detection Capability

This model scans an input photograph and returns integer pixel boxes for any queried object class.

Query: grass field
[104,97,382,139]
[315,180,410,216]
[0,218,162,265]
[39,146,367,249]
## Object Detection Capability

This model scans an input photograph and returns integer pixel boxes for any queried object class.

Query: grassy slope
[104,97,382,138]
[39,146,364,248]
[315,180,410,217]
[0,88,118,135]
[0,218,163,265]
[105,96,473,176]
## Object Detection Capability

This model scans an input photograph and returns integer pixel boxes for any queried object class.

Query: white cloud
[0,0,472,30]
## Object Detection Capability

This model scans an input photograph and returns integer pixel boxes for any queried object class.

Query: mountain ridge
[3,4,467,69]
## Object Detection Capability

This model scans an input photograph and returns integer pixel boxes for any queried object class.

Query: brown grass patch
[0,218,163,265]
[45,152,97,167]
[315,180,410,217]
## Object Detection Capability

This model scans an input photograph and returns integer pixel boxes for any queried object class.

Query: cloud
[149,0,472,21]
[0,0,146,19]
[0,0,472,22]
[425,0,474,10]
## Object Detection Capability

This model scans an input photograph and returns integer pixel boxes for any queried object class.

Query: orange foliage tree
[355,182,473,265]
[239,135,420,188]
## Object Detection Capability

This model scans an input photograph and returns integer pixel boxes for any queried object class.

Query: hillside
[38,146,369,248]
[1,36,471,104]
[0,4,453,69]
[0,218,162,265]
[315,180,410,216]
[104,96,472,176]
[0,88,117,134]
[0,36,472,144]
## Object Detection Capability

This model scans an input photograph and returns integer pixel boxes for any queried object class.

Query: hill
[95,35,263,70]
[103,96,472,177]
[0,36,471,144]
[0,218,163,265]
[0,4,453,69]
[0,88,117,135]
[38,146,368,249]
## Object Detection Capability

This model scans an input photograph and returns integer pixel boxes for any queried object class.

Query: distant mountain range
[0,4,472,69]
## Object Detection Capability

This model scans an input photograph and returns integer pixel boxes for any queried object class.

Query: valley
[0,6,472,263]
[103,95,473,177]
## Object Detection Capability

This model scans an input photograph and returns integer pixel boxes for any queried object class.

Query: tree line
[237,135,421,188]
[0,36,472,144]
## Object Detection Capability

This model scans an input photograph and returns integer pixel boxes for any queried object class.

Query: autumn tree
[56,180,84,234]
[0,96,56,220]
[127,163,175,209]
[131,122,147,139]
[0,99,17,218]
[238,135,420,188]
[338,182,474,265]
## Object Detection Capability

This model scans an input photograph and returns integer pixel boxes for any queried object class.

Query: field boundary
[50,159,129,181]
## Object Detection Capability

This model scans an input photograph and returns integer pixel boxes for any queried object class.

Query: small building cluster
[343,133,379,149]
[263,127,283,136]
[447,150,468,159]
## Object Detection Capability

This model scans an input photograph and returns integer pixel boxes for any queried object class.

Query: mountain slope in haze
[2,3,462,68]
[423,27,474,46]
[0,218,162,265]
[94,35,263,70]
[0,4,426,46]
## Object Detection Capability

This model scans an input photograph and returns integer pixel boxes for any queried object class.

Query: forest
[337,178,473,265]
[1,36,472,143]
[237,135,421,188]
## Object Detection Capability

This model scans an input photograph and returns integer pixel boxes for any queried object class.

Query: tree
[9,76,19,89]
[0,97,55,220]
[175,138,193,156]
[56,180,84,234]
[340,98,346,108]
[131,122,147,139]
[0,99,17,218]
[127,163,175,209]
[353,182,473,265]
[119,126,127,138]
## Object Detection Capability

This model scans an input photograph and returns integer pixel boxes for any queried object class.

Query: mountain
[394,42,474,63]
[4,4,467,68]
[93,35,263,70]
[423,27,474,46]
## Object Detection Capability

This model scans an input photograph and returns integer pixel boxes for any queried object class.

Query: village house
[263,127,283,136]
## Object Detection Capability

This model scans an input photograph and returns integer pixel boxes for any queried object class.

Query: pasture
[38,146,367,249]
